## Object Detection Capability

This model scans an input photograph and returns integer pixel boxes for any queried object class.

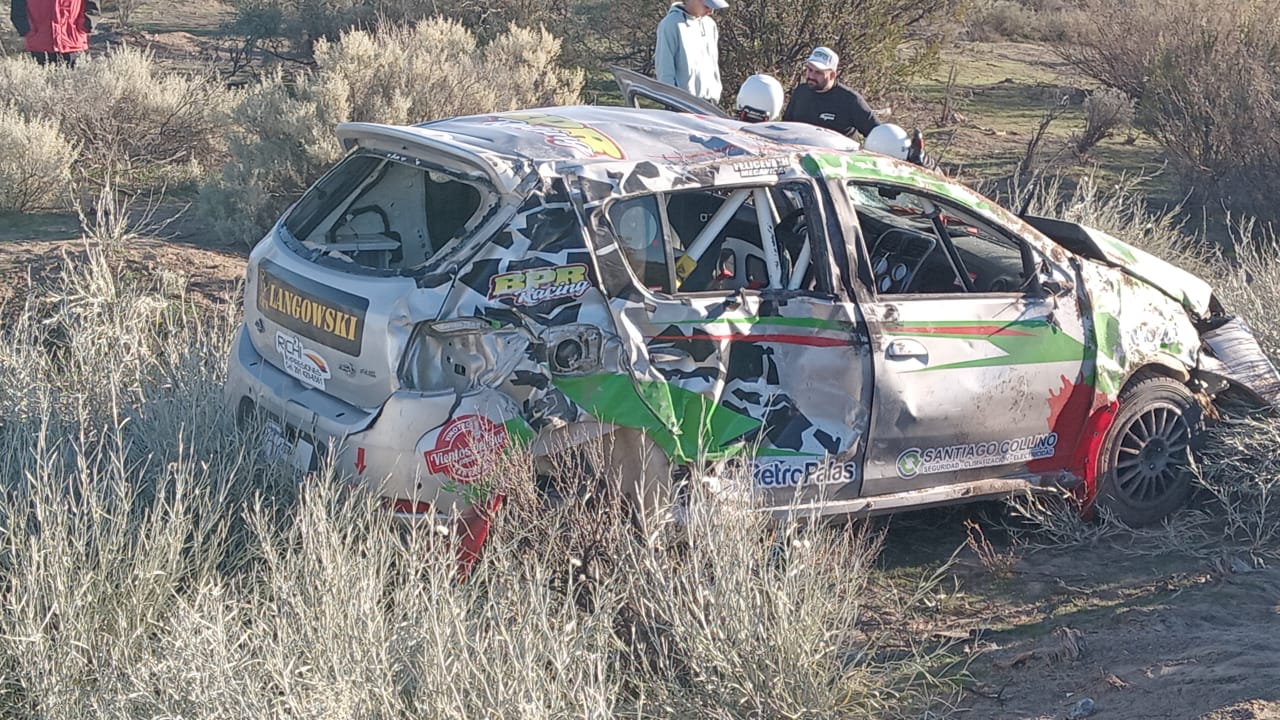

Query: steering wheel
[870,228,936,294]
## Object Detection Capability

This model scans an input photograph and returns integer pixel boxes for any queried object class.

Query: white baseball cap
[805,46,839,73]
[705,0,729,9]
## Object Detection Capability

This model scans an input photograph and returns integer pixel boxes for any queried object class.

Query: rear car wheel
[1097,376,1202,526]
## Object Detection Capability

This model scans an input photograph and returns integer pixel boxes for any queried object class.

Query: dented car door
[573,168,873,500]
[841,181,1091,495]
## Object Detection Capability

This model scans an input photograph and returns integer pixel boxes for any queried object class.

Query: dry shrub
[0,107,76,212]
[964,0,1039,41]
[199,18,584,246]
[1058,0,1280,224]
[963,0,1086,42]
[1072,87,1134,157]
[1011,173,1280,558]
[0,48,230,195]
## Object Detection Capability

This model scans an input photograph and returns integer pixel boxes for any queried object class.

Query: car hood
[1026,215,1213,318]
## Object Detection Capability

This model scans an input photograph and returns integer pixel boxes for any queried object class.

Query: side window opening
[604,183,827,297]
[284,153,491,272]
[847,182,1035,296]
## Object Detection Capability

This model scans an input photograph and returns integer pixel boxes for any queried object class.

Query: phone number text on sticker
[275,331,331,390]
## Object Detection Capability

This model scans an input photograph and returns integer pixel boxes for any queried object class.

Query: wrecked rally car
[225,105,1280,530]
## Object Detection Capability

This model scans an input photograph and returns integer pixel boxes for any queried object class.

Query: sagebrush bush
[1072,87,1135,157]
[0,107,76,212]
[0,48,230,195]
[199,18,584,246]
[1059,0,1280,225]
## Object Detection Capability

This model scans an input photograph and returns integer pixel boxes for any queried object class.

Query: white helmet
[735,74,784,123]
[863,123,912,160]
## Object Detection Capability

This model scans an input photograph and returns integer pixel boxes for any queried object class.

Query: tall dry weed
[0,204,962,716]
[1010,173,1280,558]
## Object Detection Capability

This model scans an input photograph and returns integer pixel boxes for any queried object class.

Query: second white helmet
[735,74,784,123]
[863,123,912,160]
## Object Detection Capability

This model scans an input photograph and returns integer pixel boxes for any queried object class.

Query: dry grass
[0,186,965,717]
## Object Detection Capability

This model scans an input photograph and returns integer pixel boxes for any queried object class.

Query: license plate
[259,421,316,474]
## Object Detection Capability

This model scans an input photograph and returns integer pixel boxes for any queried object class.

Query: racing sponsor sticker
[424,415,510,484]
[896,433,1059,479]
[275,331,332,390]
[730,157,791,178]
[489,264,593,306]
[257,259,368,356]
[486,112,625,159]
[754,459,859,489]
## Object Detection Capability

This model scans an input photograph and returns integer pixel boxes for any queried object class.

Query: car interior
[285,154,493,271]
[606,183,824,296]
[847,183,1035,296]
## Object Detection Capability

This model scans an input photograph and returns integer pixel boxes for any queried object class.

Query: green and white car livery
[224,103,1279,529]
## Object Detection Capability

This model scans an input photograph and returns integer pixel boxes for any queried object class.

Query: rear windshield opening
[284,154,494,271]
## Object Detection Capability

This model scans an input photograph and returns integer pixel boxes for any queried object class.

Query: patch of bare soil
[883,511,1280,720]
[0,235,246,320]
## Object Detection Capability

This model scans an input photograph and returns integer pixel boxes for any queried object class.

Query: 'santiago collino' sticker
[275,331,332,390]
[896,433,1058,478]
[489,264,592,306]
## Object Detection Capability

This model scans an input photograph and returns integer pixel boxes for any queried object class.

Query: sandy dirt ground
[878,511,1280,720]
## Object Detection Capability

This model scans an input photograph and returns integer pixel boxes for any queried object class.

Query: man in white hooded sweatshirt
[654,0,727,103]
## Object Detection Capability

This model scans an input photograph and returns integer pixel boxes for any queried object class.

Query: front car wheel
[1096,375,1203,526]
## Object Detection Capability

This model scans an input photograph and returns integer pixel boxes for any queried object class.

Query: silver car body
[224,104,1279,523]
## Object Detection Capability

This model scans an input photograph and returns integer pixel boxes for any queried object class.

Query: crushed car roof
[412,105,856,165]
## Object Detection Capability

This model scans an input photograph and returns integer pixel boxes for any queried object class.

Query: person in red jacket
[9,0,99,67]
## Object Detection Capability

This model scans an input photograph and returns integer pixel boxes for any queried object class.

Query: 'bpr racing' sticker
[424,415,510,484]
[489,264,592,306]
[275,331,331,390]
[896,433,1058,479]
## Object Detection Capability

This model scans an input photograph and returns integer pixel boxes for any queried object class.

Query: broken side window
[284,153,494,272]
[603,183,824,296]
[846,182,1036,295]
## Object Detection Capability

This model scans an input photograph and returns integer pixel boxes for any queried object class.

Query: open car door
[611,65,728,117]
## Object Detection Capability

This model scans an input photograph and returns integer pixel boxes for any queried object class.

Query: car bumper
[225,324,519,516]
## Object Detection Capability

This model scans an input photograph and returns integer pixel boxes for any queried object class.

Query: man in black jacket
[782,46,880,139]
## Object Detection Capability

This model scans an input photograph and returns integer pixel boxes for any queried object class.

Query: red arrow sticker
[355,447,367,475]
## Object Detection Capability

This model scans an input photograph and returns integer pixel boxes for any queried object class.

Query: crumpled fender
[1077,225,1213,317]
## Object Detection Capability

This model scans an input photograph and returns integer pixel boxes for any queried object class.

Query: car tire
[1096,375,1202,526]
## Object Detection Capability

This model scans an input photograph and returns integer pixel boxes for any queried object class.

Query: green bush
[199,18,584,246]
[0,107,77,212]
[715,0,965,101]
[226,0,968,108]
